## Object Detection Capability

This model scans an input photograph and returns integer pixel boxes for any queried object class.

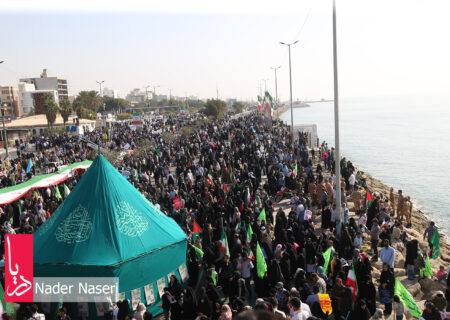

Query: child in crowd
[436,265,447,282]
[393,295,404,320]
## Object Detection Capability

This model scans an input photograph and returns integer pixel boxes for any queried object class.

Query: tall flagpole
[333,0,343,236]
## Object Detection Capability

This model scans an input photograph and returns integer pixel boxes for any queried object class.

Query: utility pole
[332,0,343,235]
[216,83,219,100]
[271,66,281,117]
[280,40,299,154]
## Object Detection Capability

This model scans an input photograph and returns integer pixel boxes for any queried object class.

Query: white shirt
[349,174,356,186]
[354,236,363,249]
[29,313,45,320]
[290,309,309,320]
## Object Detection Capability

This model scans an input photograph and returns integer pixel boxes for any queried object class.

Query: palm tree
[73,100,83,119]
[76,90,102,112]
[42,94,59,128]
[59,99,72,126]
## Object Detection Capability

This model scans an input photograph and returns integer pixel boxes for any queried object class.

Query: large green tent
[34,155,187,318]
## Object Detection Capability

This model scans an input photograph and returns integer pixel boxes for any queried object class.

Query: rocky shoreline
[273,111,448,318]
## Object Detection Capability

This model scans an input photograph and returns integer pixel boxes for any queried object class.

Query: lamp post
[280,40,299,154]
[96,80,105,97]
[0,61,7,158]
[332,0,343,235]
[271,66,281,116]
[1,106,8,159]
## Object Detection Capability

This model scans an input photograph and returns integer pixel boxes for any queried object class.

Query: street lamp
[0,61,7,158]
[270,66,281,116]
[1,105,8,158]
[332,0,343,235]
[280,40,299,154]
[96,80,105,97]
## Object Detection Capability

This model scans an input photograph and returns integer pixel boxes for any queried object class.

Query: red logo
[5,234,33,302]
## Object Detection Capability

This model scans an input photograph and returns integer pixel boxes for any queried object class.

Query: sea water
[280,94,450,234]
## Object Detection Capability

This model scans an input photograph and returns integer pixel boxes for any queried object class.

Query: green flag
[193,246,204,259]
[258,208,266,224]
[247,224,253,242]
[211,270,217,286]
[431,228,440,259]
[322,246,333,275]
[64,184,70,198]
[394,279,422,318]
[256,242,267,279]
[55,185,62,201]
[420,255,433,278]
[0,283,14,315]
[294,163,298,177]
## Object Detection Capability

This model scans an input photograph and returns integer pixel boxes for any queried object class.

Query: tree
[232,101,245,113]
[103,97,128,113]
[42,94,59,128]
[73,100,83,119]
[117,113,132,120]
[201,99,227,119]
[74,91,103,112]
[59,99,72,126]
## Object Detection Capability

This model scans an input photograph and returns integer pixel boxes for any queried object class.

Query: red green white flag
[346,265,358,301]
[193,220,202,233]
[245,187,251,206]
[366,189,373,208]
[220,230,230,256]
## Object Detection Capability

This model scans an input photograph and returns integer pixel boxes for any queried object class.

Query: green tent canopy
[34,155,187,317]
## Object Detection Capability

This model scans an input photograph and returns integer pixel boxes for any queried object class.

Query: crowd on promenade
[0,112,447,320]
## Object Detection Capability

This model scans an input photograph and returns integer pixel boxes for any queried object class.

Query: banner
[132,113,142,125]
[179,264,189,282]
[131,288,141,310]
[318,294,332,315]
[157,278,166,298]
[0,160,92,205]
[144,284,155,305]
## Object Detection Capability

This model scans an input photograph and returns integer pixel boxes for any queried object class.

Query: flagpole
[333,0,343,236]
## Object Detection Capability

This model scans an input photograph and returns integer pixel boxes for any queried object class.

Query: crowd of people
[0,111,447,320]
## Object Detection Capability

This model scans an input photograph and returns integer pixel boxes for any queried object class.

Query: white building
[103,87,120,99]
[126,88,149,103]
[18,82,36,115]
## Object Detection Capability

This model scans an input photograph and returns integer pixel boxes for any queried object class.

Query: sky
[1,0,450,101]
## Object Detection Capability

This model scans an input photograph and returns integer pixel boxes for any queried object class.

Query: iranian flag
[220,230,230,256]
[192,220,202,234]
[346,265,358,301]
[222,183,229,194]
[245,187,251,206]
[248,247,255,261]
[366,189,373,209]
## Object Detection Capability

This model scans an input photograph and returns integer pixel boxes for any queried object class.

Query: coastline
[273,110,449,317]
